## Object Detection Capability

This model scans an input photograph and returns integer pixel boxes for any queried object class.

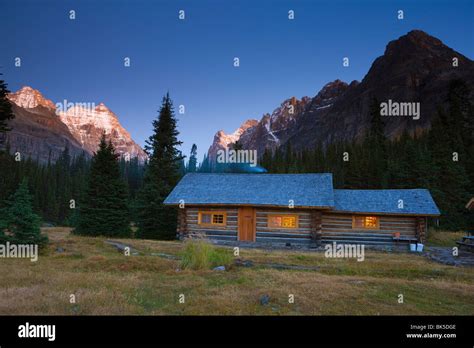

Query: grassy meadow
[0,227,473,315]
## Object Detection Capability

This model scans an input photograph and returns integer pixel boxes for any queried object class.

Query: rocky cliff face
[208,119,259,160]
[8,86,57,110]
[58,102,147,162]
[6,87,85,163]
[207,30,474,160]
[6,87,147,163]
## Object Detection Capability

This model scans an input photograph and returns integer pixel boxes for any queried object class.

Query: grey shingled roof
[164,173,440,216]
[333,189,440,216]
[164,173,335,208]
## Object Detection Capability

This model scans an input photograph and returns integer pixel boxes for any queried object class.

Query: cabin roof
[163,173,335,208]
[333,189,441,216]
[164,173,440,216]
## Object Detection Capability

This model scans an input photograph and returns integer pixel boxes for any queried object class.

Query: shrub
[180,238,233,270]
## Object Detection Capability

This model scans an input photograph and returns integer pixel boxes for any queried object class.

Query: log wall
[321,212,421,245]
[255,208,312,244]
[182,206,427,246]
[184,207,238,241]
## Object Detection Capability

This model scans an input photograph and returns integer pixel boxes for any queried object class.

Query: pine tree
[136,93,184,240]
[0,73,14,149]
[188,144,198,172]
[1,179,48,247]
[74,134,131,237]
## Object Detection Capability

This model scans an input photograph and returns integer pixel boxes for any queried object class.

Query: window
[268,214,298,228]
[198,211,226,226]
[352,216,380,229]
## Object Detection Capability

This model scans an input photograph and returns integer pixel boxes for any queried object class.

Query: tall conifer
[136,93,183,240]
[75,134,131,237]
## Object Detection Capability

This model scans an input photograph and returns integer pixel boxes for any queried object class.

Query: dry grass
[426,229,465,247]
[0,227,473,315]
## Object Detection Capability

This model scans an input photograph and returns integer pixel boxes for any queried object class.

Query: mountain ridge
[207,29,474,161]
[6,87,147,163]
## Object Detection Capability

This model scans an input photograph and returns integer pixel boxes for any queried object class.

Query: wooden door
[238,207,256,241]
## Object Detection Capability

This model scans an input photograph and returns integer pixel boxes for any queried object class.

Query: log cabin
[164,173,440,246]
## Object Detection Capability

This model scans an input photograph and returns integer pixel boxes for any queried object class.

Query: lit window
[353,216,379,229]
[268,215,298,228]
[198,212,226,226]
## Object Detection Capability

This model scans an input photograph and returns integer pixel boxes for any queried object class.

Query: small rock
[260,294,270,306]
[56,247,65,253]
[213,266,225,271]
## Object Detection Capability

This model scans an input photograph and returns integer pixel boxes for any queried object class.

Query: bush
[180,238,233,270]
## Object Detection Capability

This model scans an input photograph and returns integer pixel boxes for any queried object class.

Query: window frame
[267,214,299,229]
[352,215,380,230]
[198,211,227,227]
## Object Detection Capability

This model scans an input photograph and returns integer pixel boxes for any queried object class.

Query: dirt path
[424,246,474,267]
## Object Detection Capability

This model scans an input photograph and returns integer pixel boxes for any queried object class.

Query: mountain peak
[8,86,56,110]
[95,102,111,112]
[311,79,349,107]
[405,29,442,43]
[385,30,445,57]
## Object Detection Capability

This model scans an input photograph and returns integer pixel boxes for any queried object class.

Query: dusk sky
[1,0,473,162]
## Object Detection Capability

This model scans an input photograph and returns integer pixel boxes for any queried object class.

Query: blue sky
[1,0,473,162]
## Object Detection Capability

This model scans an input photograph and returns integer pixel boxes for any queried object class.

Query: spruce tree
[0,73,14,149]
[74,134,131,237]
[136,93,183,240]
[188,144,198,172]
[1,179,48,247]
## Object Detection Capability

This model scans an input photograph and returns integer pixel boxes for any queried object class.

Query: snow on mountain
[207,119,259,161]
[8,86,56,111]
[58,102,147,162]
[7,87,147,163]
[207,95,312,161]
